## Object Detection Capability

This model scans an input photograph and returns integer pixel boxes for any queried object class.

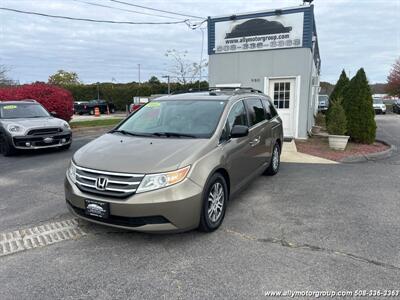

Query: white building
[208,4,320,139]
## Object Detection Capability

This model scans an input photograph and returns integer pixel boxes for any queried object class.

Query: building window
[273,82,290,109]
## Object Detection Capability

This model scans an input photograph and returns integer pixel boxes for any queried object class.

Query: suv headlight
[136,166,190,193]
[7,124,25,135]
[68,161,77,183]
[63,122,71,130]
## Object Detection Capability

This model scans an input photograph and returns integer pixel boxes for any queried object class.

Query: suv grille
[75,166,144,198]
[28,128,62,136]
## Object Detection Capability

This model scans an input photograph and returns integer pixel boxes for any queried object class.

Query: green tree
[148,76,161,85]
[326,70,349,123]
[326,98,347,135]
[343,68,376,144]
[48,70,81,86]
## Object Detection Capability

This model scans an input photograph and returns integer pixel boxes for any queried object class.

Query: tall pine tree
[326,70,349,124]
[343,68,376,144]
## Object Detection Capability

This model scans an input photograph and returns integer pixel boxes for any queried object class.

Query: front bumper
[64,174,203,233]
[13,132,72,149]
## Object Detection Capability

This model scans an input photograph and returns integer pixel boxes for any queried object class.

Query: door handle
[249,137,260,147]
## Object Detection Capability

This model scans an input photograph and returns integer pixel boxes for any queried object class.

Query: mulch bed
[295,136,389,162]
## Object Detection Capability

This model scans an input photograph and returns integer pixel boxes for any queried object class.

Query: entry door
[268,78,296,137]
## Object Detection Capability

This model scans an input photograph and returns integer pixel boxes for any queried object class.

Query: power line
[109,0,204,20]
[72,0,183,20]
[0,7,189,25]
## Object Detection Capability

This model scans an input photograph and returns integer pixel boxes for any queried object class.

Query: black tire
[0,134,16,156]
[110,108,115,113]
[198,173,228,232]
[264,142,280,176]
[89,109,94,115]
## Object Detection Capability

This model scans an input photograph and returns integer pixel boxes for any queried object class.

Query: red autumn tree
[0,83,74,121]
[386,57,400,97]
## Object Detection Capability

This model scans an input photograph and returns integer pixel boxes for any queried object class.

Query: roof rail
[209,87,264,95]
[170,88,209,95]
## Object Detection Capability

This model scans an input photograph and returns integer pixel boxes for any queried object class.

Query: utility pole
[162,75,171,94]
[96,82,100,100]
[138,64,141,85]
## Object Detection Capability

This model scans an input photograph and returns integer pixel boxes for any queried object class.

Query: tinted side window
[269,100,278,118]
[227,101,248,131]
[262,99,272,120]
[246,98,266,126]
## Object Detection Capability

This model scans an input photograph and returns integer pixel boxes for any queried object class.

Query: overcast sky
[0,0,399,84]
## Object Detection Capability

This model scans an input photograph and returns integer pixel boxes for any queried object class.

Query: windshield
[0,103,50,119]
[319,95,328,103]
[117,100,227,138]
[373,98,383,104]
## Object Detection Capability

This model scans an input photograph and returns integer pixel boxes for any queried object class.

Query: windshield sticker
[147,102,161,107]
[3,105,17,110]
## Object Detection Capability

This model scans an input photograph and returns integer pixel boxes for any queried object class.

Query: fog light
[61,138,66,143]
[25,142,31,147]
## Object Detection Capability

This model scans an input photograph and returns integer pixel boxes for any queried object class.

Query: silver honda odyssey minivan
[65,88,283,233]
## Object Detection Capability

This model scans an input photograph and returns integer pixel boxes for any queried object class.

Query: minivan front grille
[75,165,144,198]
[27,127,62,136]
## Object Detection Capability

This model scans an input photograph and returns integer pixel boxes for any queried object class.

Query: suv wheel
[265,142,280,176]
[198,173,228,232]
[0,134,16,156]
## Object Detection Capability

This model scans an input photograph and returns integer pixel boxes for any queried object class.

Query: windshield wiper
[109,129,151,137]
[150,132,197,138]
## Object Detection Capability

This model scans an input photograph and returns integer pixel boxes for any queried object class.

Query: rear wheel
[264,142,280,176]
[89,109,94,115]
[198,173,228,232]
[0,134,16,156]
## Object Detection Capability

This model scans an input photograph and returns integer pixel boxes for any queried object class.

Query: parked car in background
[373,98,386,114]
[65,88,283,233]
[74,99,116,115]
[318,95,329,113]
[392,99,400,114]
[0,100,72,156]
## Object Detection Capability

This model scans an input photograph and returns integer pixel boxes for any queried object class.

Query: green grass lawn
[70,118,124,128]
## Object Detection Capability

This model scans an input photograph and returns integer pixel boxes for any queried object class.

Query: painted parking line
[0,218,86,257]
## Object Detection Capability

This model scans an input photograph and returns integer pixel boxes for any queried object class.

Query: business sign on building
[214,12,304,54]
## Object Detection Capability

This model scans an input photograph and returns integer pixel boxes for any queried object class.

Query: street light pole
[162,75,171,95]
[138,64,141,85]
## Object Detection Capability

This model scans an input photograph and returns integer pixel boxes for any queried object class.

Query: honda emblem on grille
[95,176,108,190]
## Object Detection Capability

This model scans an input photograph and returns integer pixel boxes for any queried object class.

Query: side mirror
[50,111,57,117]
[230,125,249,138]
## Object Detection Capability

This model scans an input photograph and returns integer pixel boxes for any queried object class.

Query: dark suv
[65,88,283,232]
[0,100,72,156]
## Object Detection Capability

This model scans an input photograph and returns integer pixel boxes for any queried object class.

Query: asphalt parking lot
[1,115,400,299]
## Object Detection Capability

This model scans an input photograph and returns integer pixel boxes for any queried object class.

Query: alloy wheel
[207,182,225,223]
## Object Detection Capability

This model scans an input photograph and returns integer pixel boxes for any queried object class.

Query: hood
[1,117,68,134]
[73,133,211,174]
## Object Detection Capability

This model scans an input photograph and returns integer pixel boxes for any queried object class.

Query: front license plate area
[85,199,110,219]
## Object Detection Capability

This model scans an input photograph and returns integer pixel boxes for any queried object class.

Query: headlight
[7,124,25,135]
[136,166,190,193]
[68,161,77,183]
[63,122,71,130]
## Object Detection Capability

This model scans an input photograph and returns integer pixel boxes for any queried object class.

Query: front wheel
[0,134,16,156]
[264,142,281,176]
[198,173,228,232]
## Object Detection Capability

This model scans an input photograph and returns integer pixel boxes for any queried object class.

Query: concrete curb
[340,140,396,163]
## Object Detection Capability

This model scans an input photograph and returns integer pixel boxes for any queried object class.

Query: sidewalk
[281,140,338,164]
